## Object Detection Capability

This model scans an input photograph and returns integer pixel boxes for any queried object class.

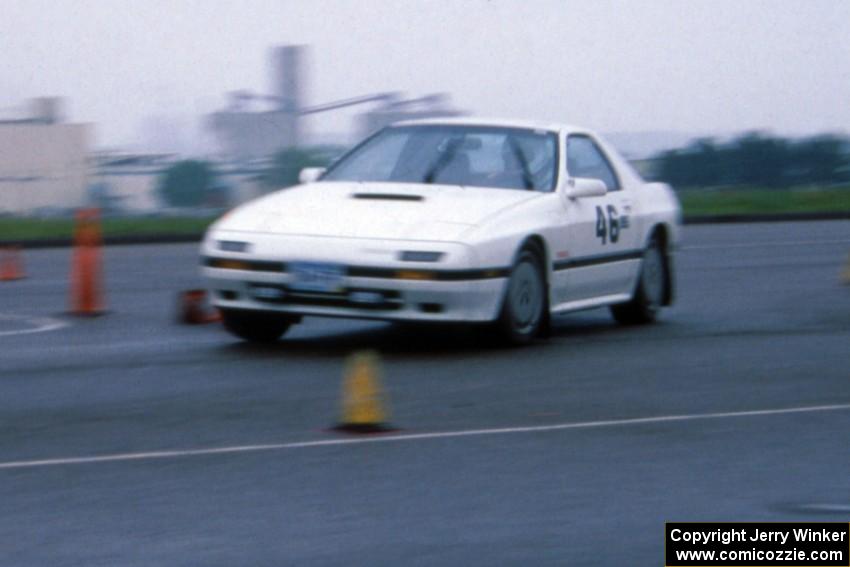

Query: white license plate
[288,262,344,293]
[252,286,286,300]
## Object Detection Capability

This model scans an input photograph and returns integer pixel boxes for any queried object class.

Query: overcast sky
[2,0,848,150]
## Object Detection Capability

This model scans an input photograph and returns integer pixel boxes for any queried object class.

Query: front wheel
[611,236,666,325]
[496,248,546,345]
[221,309,294,343]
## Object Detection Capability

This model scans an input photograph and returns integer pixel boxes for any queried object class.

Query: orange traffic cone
[0,246,25,281]
[177,289,221,324]
[69,208,106,316]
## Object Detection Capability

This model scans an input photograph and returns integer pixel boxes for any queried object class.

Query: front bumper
[201,233,507,323]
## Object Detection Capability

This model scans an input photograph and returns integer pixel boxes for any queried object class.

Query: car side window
[566,135,620,191]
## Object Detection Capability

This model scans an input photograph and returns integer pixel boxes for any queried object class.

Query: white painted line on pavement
[0,314,68,338]
[796,504,850,513]
[1,402,849,471]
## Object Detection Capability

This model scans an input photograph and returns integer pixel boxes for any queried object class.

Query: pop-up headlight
[399,251,444,262]
[218,240,251,253]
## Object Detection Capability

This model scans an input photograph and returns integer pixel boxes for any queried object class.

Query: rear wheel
[221,309,294,343]
[497,248,546,345]
[611,236,666,325]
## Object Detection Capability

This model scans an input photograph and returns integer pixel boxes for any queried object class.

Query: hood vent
[352,193,424,202]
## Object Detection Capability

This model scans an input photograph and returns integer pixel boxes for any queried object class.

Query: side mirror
[299,167,326,184]
[564,177,607,199]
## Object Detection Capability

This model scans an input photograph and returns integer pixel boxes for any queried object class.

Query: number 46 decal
[595,205,620,244]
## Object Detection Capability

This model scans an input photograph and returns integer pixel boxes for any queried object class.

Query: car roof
[391,116,590,135]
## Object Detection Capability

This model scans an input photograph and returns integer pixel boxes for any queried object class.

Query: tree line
[651,132,850,189]
[157,147,339,208]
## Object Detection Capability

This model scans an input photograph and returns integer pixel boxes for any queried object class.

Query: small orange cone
[0,246,25,281]
[69,208,106,316]
[177,289,222,324]
[334,351,395,433]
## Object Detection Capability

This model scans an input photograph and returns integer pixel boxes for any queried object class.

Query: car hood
[218,182,543,241]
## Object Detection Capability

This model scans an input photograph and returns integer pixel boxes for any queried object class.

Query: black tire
[497,247,547,345]
[611,236,667,325]
[221,309,293,343]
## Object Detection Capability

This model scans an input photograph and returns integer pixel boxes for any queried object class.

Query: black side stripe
[552,249,644,271]
[203,257,286,271]
[204,249,643,280]
[202,256,508,280]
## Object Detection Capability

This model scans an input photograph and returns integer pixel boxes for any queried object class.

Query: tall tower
[272,45,303,113]
[272,45,304,147]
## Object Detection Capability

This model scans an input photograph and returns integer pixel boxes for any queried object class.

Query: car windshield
[322,125,558,191]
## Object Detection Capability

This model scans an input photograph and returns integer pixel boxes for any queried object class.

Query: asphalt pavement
[1,221,849,566]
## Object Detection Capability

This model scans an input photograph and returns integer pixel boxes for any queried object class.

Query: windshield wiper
[508,138,535,190]
[423,138,462,184]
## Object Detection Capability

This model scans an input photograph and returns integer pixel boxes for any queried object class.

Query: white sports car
[201,118,680,344]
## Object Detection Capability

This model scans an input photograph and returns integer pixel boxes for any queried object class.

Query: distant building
[90,152,176,212]
[208,45,304,161]
[208,110,299,163]
[207,45,465,161]
[91,151,270,213]
[355,94,464,140]
[0,98,91,214]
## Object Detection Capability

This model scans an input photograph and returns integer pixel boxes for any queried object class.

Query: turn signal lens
[395,270,436,281]
[214,259,250,270]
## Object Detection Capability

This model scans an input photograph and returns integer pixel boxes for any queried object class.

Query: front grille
[249,284,402,311]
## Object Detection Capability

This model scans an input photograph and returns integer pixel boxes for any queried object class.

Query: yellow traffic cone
[841,253,850,286]
[334,351,394,433]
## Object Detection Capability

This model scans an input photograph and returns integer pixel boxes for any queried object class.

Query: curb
[0,233,203,249]
[2,212,849,249]
[683,211,850,224]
